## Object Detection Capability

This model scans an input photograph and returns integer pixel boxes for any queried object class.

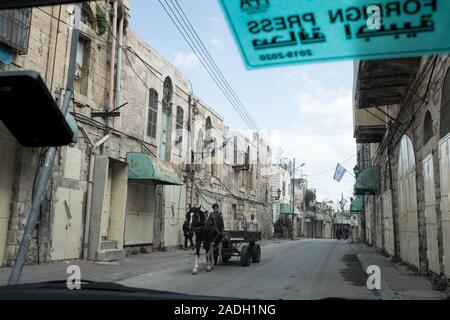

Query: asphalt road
[118,239,377,300]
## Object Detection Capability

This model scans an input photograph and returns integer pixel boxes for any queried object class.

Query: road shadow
[340,254,367,287]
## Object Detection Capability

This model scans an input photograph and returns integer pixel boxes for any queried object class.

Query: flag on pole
[333,163,347,182]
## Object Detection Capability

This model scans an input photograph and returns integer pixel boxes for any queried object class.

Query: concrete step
[96,249,125,262]
[100,240,118,250]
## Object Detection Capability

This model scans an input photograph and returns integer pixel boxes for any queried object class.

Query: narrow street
[117,239,374,300]
[1,238,447,299]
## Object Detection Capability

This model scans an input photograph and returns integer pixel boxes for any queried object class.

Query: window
[147,89,158,138]
[210,142,217,178]
[175,106,184,146]
[206,117,212,130]
[423,111,433,145]
[75,36,91,96]
[0,8,32,54]
[81,3,95,28]
[160,109,169,160]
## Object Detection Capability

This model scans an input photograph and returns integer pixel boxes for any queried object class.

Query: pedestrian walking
[183,214,194,250]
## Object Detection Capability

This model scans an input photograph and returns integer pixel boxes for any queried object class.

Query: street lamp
[353,165,361,177]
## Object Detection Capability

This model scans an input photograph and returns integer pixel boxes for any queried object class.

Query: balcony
[353,58,420,109]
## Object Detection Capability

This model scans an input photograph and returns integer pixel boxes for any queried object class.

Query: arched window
[206,117,212,130]
[175,106,184,146]
[147,89,158,138]
[162,77,173,107]
[160,77,173,160]
[423,111,433,145]
[440,68,450,139]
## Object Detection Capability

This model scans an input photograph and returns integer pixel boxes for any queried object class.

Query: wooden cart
[215,230,262,267]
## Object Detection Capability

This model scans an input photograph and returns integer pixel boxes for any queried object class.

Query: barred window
[147,89,158,138]
[0,8,32,54]
[175,106,183,145]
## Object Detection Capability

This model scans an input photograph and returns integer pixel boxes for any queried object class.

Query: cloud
[264,70,356,202]
[173,52,201,70]
[208,16,221,24]
[208,38,224,52]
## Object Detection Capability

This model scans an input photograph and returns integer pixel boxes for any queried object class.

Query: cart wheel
[251,244,261,263]
[222,255,231,263]
[240,245,251,267]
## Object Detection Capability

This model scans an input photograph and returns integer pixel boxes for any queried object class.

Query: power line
[308,153,356,177]
[159,0,255,131]
[158,0,261,133]
[170,0,260,132]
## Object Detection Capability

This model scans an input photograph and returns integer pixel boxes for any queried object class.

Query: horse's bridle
[191,209,222,239]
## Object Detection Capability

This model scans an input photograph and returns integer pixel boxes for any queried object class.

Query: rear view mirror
[0,71,75,147]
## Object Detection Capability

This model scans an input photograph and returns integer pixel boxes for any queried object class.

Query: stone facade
[0,1,274,266]
[355,55,450,280]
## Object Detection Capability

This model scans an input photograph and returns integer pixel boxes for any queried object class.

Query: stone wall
[360,55,450,277]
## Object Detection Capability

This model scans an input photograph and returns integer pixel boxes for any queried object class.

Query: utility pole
[8,3,82,285]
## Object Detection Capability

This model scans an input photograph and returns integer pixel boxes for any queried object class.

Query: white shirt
[247,218,259,232]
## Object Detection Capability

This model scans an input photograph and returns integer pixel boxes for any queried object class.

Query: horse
[189,206,224,275]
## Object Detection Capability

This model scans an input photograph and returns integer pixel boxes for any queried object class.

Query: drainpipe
[188,81,195,207]
[114,11,124,128]
[8,3,82,285]
[83,153,95,260]
[108,0,118,128]
[387,144,398,259]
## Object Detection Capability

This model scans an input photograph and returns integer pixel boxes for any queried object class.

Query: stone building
[0,1,273,266]
[271,164,291,224]
[353,55,450,280]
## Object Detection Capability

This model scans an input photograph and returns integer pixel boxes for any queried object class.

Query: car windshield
[0,0,449,301]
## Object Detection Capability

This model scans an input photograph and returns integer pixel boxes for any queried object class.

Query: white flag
[334,163,347,182]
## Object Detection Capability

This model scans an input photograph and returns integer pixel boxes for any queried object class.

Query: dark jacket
[183,221,192,236]
[211,211,225,233]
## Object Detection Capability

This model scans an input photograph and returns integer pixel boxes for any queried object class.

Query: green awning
[127,152,184,186]
[354,166,381,195]
[350,196,364,213]
[280,204,291,214]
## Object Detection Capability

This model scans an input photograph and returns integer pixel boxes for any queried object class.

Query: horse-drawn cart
[216,230,262,267]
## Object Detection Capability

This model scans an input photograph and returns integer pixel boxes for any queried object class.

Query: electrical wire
[170,0,260,132]
[158,0,261,133]
[308,153,356,177]
[161,0,257,131]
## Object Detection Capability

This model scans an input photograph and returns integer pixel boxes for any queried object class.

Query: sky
[129,0,357,204]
